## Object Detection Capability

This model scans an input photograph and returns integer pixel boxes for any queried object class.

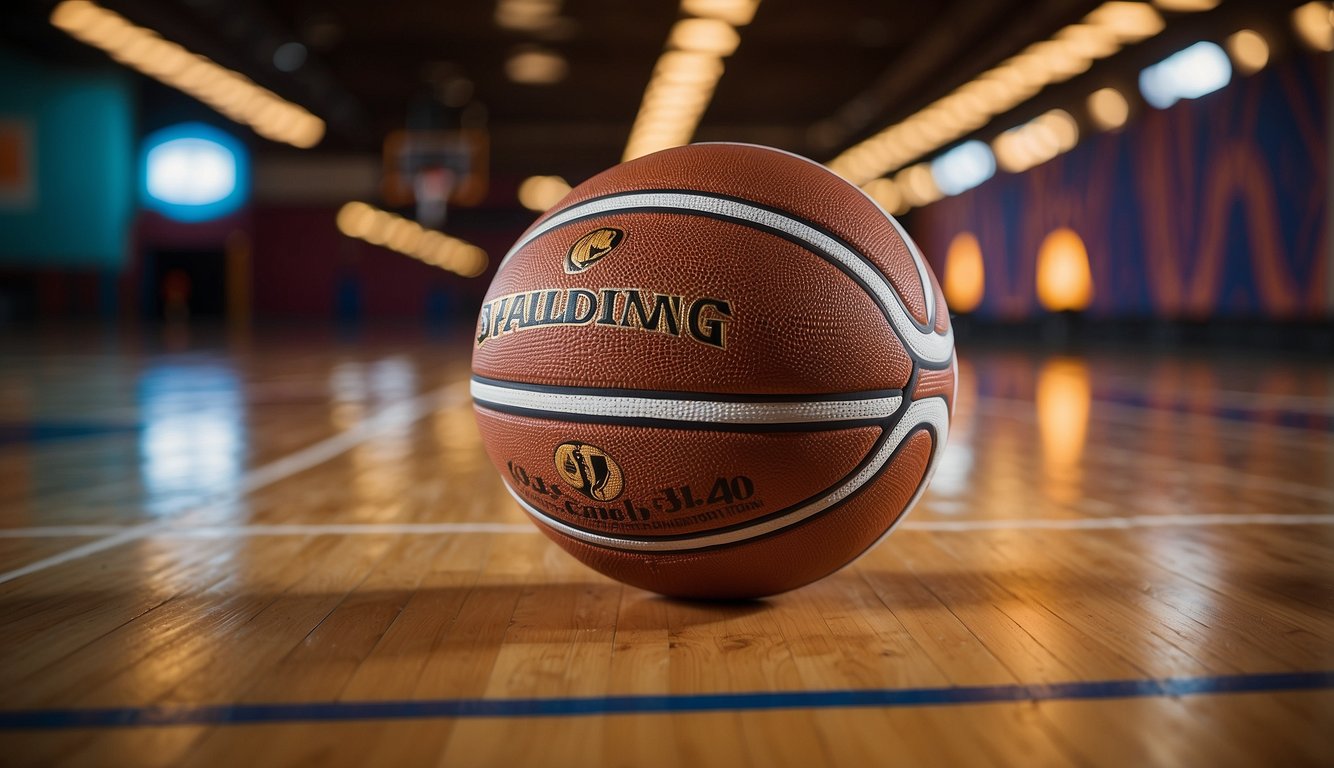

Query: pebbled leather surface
[474,211,913,394]
[913,364,956,416]
[540,430,934,599]
[475,405,881,538]
[531,143,933,326]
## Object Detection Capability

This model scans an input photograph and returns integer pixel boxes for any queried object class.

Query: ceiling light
[1087,87,1130,130]
[1087,2,1165,43]
[993,110,1080,173]
[1151,0,1219,11]
[335,201,488,277]
[930,141,996,196]
[668,18,741,56]
[50,0,323,148]
[681,0,760,26]
[861,178,904,215]
[1226,30,1269,75]
[1138,41,1231,109]
[506,47,568,84]
[1292,2,1334,52]
[518,175,572,211]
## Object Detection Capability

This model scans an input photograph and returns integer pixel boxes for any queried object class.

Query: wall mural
[915,53,1328,320]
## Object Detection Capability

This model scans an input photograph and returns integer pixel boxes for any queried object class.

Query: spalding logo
[565,227,624,274]
[554,441,624,501]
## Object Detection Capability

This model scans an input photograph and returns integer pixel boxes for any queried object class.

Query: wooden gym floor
[0,329,1330,767]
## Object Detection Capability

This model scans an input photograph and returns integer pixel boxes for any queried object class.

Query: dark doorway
[146,249,226,321]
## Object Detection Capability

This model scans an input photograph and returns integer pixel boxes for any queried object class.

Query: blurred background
[0,0,1329,351]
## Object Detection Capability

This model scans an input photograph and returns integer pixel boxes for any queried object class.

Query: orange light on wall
[1036,227,1094,311]
[943,232,985,312]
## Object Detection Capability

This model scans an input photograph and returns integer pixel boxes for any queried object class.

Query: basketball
[471,142,956,599]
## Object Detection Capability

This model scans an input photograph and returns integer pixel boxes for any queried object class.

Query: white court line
[0,381,473,586]
[1,514,1330,541]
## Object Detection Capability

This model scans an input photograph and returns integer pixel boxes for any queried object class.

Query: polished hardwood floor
[0,326,1330,766]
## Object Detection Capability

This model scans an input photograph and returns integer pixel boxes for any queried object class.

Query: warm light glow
[943,232,985,313]
[1036,228,1094,311]
[336,201,488,277]
[895,163,942,206]
[495,0,563,32]
[517,175,571,211]
[668,18,740,56]
[1293,2,1334,51]
[1087,2,1166,43]
[1152,0,1219,11]
[1087,87,1130,131]
[993,109,1079,173]
[623,1,758,160]
[682,0,761,26]
[50,0,323,148]
[861,178,904,215]
[1139,41,1232,109]
[506,48,568,84]
[826,1,1163,185]
[1226,30,1269,75]
[1036,358,1092,505]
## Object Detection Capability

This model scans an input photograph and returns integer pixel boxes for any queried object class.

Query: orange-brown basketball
[472,143,955,599]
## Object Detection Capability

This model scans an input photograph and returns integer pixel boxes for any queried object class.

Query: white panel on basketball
[505,397,950,552]
[497,191,954,365]
[471,379,903,425]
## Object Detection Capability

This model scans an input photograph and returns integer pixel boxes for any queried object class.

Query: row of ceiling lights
[857,3,1334,217]
[336,202,489,277]
[622,0,761,161]
[827,1,1175,187]
[49,0,325,149]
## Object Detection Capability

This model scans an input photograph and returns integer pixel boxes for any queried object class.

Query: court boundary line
[1,670,1329,729]
[1,513,1331,540]
[0,381,473,586]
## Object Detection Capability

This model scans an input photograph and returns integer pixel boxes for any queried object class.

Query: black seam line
[526,419,934,554]
[528,187,939,335]
[474,400,893,434]
[516,204,952,371]
[512,392,912,549]
[470,375,904,403]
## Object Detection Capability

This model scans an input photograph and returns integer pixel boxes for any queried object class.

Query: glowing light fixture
[50,0,324,148]
[623,1,760,161]
[1087,87,1130,130]
[827,1,1163,185]
[895,163,942,207]
[930,141,995,196]
[943,232,985,313]
[336,201,488,277]
[506,47,568,84]
[142,123,248,222]
[1138,41,1231,109]
[1035,228,1093,311]
[681,0,760,26]
[1151,0,1219,11]
[518,175,572,211]
[1226,30,1269,75]
[861,178,905,216]
[993,109,1079,173]
[1293,2,1334,51]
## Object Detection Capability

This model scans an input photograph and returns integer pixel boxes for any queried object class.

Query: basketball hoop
[382,129,488,229]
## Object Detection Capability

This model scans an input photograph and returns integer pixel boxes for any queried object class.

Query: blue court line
[0,422,140,446]
[2,671,1330,729]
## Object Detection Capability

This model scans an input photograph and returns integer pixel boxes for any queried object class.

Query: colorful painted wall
[914,52,1329,320]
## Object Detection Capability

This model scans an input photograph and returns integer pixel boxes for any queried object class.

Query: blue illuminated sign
[141,122,248,222]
